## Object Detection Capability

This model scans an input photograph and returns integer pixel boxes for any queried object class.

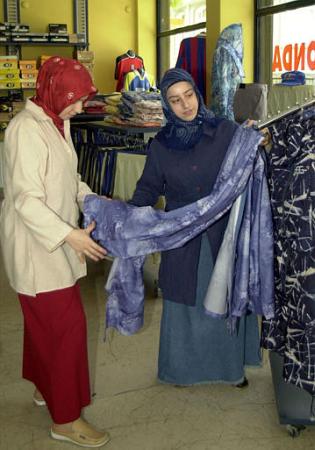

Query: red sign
[272,41,315,72]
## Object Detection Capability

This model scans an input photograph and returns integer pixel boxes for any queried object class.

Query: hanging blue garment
[210,23,244,120]
[83,125,274,336]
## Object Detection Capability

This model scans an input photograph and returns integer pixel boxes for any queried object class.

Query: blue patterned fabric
[157,68,220,150]
[83,125,274,335]
[261,109,315,394]
[211,23,244,120]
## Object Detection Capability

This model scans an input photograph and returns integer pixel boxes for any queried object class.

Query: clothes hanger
[257,97,315,129]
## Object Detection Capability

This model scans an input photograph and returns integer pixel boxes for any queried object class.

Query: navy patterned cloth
[84,125,274,336]
[261,109,315,394]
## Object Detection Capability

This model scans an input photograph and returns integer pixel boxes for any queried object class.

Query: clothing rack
[257,97,315,129]
[71,124,150,197]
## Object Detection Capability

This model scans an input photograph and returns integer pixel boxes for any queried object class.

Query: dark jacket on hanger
[262,108,315,394]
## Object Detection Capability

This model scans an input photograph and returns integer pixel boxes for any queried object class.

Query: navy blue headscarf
[157,68,220,150]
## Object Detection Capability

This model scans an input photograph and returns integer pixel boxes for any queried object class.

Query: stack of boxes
[75,50,95,80]
[0,55,19,131]
[0,55,38,90]
[0,100,12,131]
[0,22,90,134]
[0,95,25,132]
[0,37,93,131]
[19,60,37,89]
[0,55,20,90]
[48,23,68,43]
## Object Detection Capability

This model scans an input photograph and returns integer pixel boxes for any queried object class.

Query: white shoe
[51,418,110,448]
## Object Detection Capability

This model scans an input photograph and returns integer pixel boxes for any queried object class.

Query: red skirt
[18,284,91,424]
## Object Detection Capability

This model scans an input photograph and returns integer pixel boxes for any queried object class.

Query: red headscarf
[32,56,97,137]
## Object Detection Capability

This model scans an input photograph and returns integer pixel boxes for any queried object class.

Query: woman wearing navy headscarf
[129,68,262,386]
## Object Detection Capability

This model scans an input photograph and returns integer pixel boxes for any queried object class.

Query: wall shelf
[0,42,88,48]
[3,0,89,54]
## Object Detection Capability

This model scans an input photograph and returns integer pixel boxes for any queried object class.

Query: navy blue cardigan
[129,119,238,305]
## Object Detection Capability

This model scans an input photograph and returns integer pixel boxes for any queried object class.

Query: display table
[112,152,146,200]
[267,85,315,118]
[71,119,161,144]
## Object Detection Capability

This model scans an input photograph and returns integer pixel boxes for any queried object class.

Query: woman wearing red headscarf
[0,57,110,447]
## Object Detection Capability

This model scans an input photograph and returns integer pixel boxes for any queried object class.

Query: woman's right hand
[65,221,107,263]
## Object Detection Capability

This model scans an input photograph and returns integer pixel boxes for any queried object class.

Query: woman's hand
[259,127,272,149]
[244,119,272,150]
[65,221,107,263]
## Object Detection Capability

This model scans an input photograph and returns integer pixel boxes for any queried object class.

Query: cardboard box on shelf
[20,70,38,79]
[75,50,94,63]
[12,101,26,115]
[20,80,36,89]
[0,80,21,89]
[0,55,18,61]
[49,34,69,43]
[81,62,94,70]
[0,60,18,69]
[0,122,9,131]
[0,69,20,80]
[10,24,30,33]
[0,34,9,42]
[19,60,37,70]
[11,34,31,42]
[48,24,67,34]
[68,33,86,44]
[0,111,12,121]
[0,102,12,112]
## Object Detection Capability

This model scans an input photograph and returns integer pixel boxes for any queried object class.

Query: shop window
[157,0,206,82]
[256,0,315,85]
[258,0,301,6]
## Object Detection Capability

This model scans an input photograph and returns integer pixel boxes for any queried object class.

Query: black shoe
[235,377,249,388]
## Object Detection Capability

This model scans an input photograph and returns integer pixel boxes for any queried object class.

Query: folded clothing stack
[117,91,163,127]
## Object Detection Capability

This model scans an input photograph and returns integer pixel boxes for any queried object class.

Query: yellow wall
[0,0,156,93]
[19,0,74,61]
[89,0,137,92]
[89,0,156,92]
[136,0,156,78]
[221,0,254,83]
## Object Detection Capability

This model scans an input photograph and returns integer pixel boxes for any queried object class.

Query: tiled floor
[1,256,315,450]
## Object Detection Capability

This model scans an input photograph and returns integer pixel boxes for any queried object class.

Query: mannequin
[126,49,136,58]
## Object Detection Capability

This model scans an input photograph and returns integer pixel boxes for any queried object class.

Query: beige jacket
[0,99,93,295]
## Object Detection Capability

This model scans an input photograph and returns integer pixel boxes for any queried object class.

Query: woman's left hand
[65,221,107,263]
[244,119,272,149]
[259,127,272,149]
